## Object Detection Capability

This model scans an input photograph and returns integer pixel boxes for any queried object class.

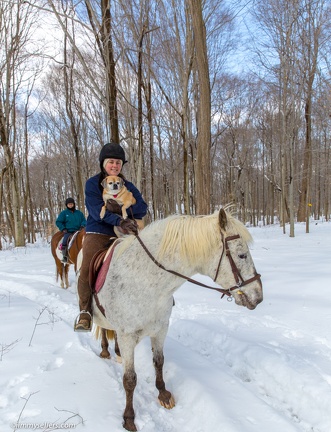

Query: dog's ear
[119,178,124,187]
[101,178,108,189]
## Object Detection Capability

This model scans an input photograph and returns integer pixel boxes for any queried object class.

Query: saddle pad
[68,231,78,248]
[94,240,120,294]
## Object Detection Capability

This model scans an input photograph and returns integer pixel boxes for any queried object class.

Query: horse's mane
[157,210,252,265]
[115,209,252,265]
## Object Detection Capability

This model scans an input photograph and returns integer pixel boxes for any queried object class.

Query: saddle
[89,239,121,294]
[68,231,80,248]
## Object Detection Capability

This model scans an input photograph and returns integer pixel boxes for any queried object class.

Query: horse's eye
[238,254,247,259]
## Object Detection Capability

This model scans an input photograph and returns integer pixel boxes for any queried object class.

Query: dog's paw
[100,206,106,219]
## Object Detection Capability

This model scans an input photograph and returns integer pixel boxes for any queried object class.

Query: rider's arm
[56,210,66,231]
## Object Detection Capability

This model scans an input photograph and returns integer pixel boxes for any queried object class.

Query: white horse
[91,208,263,431]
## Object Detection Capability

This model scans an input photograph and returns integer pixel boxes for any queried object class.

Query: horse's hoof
[159,392,175,409]
[100,350,111,359]
[123,418,137,431]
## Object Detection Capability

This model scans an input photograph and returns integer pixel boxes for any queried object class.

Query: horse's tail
[93,325,115,341]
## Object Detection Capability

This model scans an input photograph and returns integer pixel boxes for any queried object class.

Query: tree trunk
[101,0,119,142]
[188,0,211,215]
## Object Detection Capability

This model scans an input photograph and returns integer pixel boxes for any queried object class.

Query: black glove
[106,199,122,215]
[119,219,138,235]
[62,229,68,233]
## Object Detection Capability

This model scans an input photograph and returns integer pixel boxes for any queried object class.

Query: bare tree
[296,0,330,230]
[251,0,303,235]
[188,0,211,214]
[0,0,42,246]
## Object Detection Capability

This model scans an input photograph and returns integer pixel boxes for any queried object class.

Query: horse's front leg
[151,331,175,409]
[117,334,138,432]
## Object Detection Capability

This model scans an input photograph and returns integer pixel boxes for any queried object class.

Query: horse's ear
[218,208,227,231]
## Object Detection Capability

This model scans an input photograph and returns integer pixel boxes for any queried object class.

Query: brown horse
[51,229,85,288]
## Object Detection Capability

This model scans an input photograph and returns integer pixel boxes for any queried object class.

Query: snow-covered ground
[0,221,330,432]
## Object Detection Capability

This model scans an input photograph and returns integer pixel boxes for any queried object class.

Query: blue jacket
[56,208,86,233]
[85,173,148,236]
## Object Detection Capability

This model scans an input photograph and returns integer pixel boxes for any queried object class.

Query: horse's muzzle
[234,286,263,310]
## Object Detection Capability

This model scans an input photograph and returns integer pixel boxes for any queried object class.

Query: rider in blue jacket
[75,142,148,331]
[56,198,86,262]
[84,172,146,236]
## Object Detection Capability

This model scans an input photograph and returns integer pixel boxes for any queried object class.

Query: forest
[1,0,331,248]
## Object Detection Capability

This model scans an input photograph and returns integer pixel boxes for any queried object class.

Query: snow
[0,221,330,432]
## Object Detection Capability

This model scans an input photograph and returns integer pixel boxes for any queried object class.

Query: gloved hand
[62,229,68,233]
[106,199,122,215]
[119,218,138,235]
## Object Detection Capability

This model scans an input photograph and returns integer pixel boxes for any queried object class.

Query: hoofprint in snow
[0,220,330,432]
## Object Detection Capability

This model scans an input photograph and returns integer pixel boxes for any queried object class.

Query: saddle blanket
[95,240,120,294]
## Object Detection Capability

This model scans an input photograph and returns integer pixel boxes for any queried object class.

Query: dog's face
[101,176,124,195]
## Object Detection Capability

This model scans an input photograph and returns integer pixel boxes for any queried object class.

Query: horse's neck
[137,229,200,283]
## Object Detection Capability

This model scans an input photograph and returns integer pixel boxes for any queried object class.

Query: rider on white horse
[74,142,148,331]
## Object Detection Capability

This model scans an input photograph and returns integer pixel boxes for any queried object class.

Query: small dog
[100,176,136,220]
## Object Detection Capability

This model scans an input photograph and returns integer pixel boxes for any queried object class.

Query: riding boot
[62,246,68,263]
[74,310,92,331]
[75,278,93,331]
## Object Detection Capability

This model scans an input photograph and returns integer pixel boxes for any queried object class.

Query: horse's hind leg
[114,332,122,363]
[151,331,175,409]
[65,264,70,288]
[100,328,111,359]
[56,260,64,289]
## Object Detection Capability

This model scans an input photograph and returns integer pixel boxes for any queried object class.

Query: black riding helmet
[65,197,75,206]
[99,141,127,171]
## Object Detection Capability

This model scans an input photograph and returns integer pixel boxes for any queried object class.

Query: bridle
[214,232,262,298]
[135,230,261,300]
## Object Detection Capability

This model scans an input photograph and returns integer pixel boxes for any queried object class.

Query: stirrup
[74,311,93,332]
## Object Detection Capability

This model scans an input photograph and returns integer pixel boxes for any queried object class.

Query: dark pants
[62,232,72,247]
[77,233,113,315]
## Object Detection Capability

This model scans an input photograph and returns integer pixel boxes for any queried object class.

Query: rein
[135,234,230,296]
[134,231,260,299]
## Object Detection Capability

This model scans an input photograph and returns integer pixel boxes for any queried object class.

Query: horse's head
[215,208,263,310]
[156,209,262,310]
